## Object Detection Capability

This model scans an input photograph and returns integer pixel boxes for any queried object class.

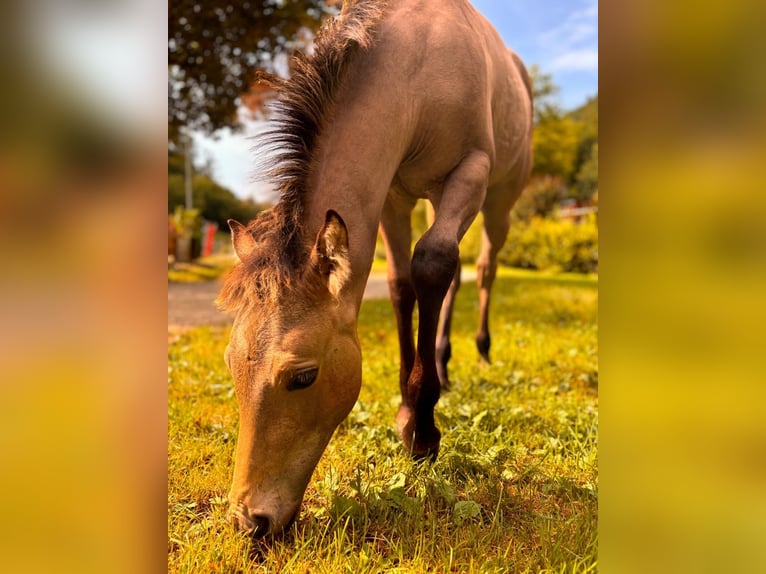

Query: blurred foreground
[601,0,766,571]
[0,1,166,573]
[0,0,764,573]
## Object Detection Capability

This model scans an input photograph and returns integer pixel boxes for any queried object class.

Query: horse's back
[379,0,532,199]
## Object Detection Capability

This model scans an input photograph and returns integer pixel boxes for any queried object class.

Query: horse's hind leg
[476,194,513,363]
[436,261,460,390]
[403,151,490,458]
[379,192,417,434]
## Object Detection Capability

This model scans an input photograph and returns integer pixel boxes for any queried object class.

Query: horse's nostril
[250,514,270,538]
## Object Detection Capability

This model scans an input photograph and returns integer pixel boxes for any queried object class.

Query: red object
[203,222,218,256]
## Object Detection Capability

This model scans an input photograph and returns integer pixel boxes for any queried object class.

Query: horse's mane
[218,0,388,312]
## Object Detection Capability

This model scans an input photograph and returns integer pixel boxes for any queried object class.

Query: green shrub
[373,204,598,274]
[511,176,568,222]
[499,214,598,273]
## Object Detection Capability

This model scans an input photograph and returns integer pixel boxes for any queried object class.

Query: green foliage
[500,215,598,274]
[375,192,596,271]
[170,205,202,239]
[568,96,598,191]
[528,68,597,190]
[168,254,236,283]
[168,173,186,212]
[168,151,186,176]
[532,111,580,180]
[169,171,264,228]
[573,142,598,202]
[168,1,335,140]
[511,176,568,222]
[528,65,559,124]
[567,95,598,137]
[168,271,598,572]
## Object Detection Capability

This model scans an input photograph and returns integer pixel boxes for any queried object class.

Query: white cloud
[551,49,598,72]
[538,0,598,74]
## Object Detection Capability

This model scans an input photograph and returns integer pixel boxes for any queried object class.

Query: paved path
[168,269,476,330]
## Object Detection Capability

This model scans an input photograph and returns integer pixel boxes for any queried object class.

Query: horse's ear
[311,210,351,298]
[228,219,256,261]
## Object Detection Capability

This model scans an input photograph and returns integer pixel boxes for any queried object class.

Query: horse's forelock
[217,211,334,313]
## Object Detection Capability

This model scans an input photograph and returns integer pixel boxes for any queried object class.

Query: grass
[168,254,236,283]
[168,271,598,572]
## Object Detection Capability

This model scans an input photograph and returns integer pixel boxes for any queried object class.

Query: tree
[169,169,265,228]
[532,112,580,180]
[573,142,598,202]
[567,95,598,187]
[511,176,567,222]
[528,66,580,180]
[168,0,339,143]
[528,64,559,124]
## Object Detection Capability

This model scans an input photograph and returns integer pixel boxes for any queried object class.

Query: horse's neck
[304,66,410,306]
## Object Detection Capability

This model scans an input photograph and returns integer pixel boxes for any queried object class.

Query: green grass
[168,254,236,283]
[168,272,598,572]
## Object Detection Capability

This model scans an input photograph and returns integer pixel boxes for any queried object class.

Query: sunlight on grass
[168,254,236,283]
[168,272,598,572]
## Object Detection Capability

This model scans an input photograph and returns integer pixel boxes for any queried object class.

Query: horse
[217,0,533,537]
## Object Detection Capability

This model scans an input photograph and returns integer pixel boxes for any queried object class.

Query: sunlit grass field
[168,271,598,572]
[168,254,236,283]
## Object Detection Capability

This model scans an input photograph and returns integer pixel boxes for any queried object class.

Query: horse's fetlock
[476,331,491,362]
[436,339,451,364]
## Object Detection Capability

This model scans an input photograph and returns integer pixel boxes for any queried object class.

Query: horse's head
[220,210,361,537]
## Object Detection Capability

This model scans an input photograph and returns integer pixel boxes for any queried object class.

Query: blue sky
[195,0,598,201]
[471,0,598,110]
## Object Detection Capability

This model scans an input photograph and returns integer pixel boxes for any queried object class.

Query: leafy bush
[169,206,202,239]
[572,142,598,202]
[511,176,568,222]
[499,214,598,273]
[374,199,598,274]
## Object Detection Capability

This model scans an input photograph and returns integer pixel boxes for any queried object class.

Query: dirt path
[168,270,476,330]
[168,272,391,330]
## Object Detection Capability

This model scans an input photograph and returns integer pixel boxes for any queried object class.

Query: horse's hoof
[402,428,441,461]
[410,443,440,462]
[476,333,491,364]
[396,405,441,460]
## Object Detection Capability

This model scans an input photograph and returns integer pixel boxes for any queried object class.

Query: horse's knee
[476,257,497,288]
[411,236,459,300]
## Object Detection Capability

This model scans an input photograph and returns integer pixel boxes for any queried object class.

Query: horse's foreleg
[424,203,461,390]
[404,151,490,458]
[379,194,416,432]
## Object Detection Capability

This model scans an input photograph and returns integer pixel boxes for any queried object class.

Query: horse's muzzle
[229,502,298,539]
[249,514,271,538]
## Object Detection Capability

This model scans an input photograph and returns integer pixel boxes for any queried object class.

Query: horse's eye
[287,368,319,391]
